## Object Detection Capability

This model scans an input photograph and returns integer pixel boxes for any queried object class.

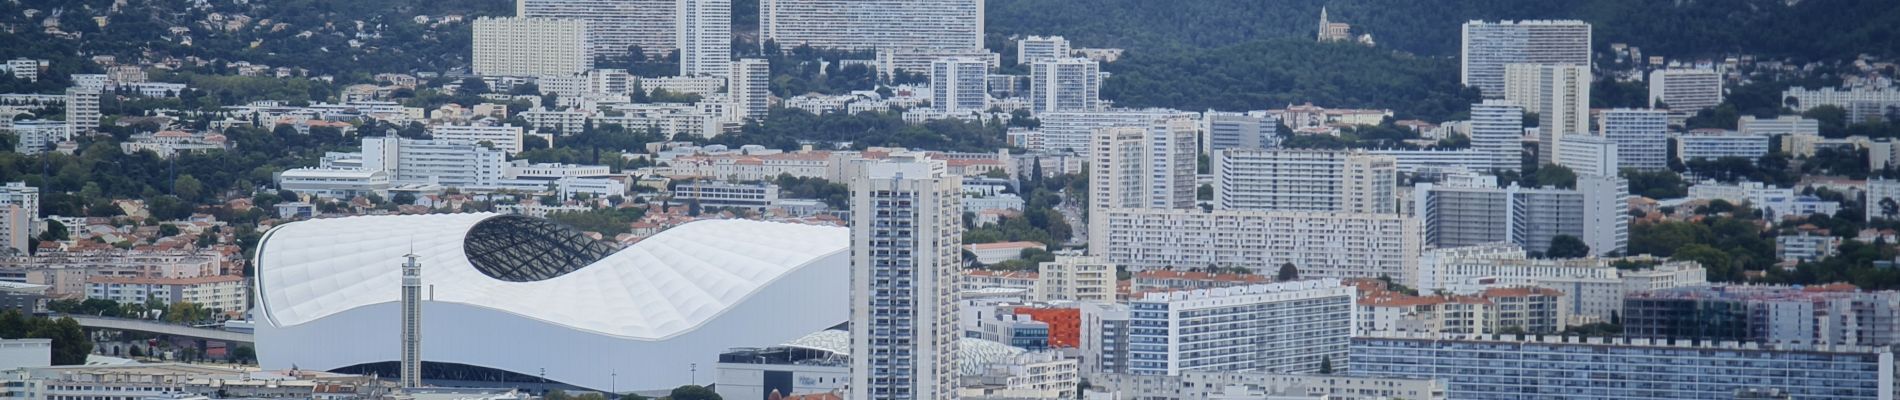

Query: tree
[28,317,91,365]
[1533,164,1578,189]
[668,385,721,400]
[37,220,68,242]
[1318,355,1334,374]
[1276,262,1299,282]
[230,345,256,363]
[1545,235,1591,258]
[1881,197,1899,221]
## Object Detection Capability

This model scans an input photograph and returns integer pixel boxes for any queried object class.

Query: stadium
[252,213,850,391]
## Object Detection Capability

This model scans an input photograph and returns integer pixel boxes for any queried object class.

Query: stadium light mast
[400,253,424,388]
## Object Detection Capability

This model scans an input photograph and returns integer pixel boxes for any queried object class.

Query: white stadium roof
[254,213,850,391]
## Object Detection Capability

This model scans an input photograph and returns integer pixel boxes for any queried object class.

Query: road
[57,314,255,344]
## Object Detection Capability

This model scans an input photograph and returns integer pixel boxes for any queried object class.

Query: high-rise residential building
[1212,149,1397,214]
[760,0,983,52]
[728,58,771,120]
[1553,135,1618,177]
[1092,208,1421,283]
[931,57,989,114]
[1127,280,1354,376]
[1030,58,1101,114]
[1038,109,1186,156]
[1417,244,1707,322]
[1739,115,1821,136]
[365,137,509,188]
[0,182,41,221]
[1078,302,1131,375]
[1035,255,1115,303]
[1598,108,1669,172]
[1468,100,1526,171]
[1202,111,1277,153]
[0,204,28,255]
[472,17,591,77]
[1502,64,1545,114]
[677,0,731,77]
[1092,370,1445,400]
[1460,20,1591,97]
[1351,333,1898,400]
[64,87,99,135]
[1016,36,1071,65]
[518,0,677,57]
[1623,284,1900,346]
[849,153,962,400]
[1414,173,1628,257]
[1529,64,1590,166]
[1649,68,1723,115]
[1087,117,1197,248]
[1675,130,1771,163]
[877,48,998,80]
[1782,87,1900,123]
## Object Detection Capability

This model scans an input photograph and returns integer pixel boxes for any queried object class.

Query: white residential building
[1035,255,1116,304]
[9,120,67,155]
[1533,64,1590,166]
[1869,179,1900,222]
[1414,173,1629,257]
[639,76,728,98]
[86,275,249,314]
[932,57,989,114]
[1092,208,1421,283]
[1469,100,1525,171]
[0,182,39,221]
[729,58,771,120]
[1675,130,1771,163]
[876,48,999,80]
[430,124,526,154]
[1016,36,1071,65]
[1030,58,1101,113]
[1553,135,1619,177]
[1598,108,1669,172]
[64,87,100,134]
[1417,244,1706,322]
[0,204,29,255]
[1087,117,1198,248]
[1686,180,1840,221]
[760,0,984,51]
[1125,280,1355,375]
[1739,115,1821,136]
[1649,68,1724,115]
[849,153,962,400]
[677,0,732,78]
[1460,20,1592,97]
[1038,109,1187,156]
[1202,111,1277,153]
[1090,370,1445,400]
[1776,232,1841,263]
[472,17,591,77]
[1211,149,1397,214]
[518,0,677,56]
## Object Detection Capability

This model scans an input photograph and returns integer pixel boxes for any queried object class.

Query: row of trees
[0,310,90,365]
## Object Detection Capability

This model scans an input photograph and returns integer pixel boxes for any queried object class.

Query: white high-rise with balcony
[1127,280,1355,376]
[849,153,962,400]
[932,57,990,114]
[1030,58,1101,113]
[729,58,771,120]
[1460,20,1591,98]
[678,0,731,77]
[1469,100,1526,171]
[760,0,983,52]
[1534,64,1590,166]
[1598,109,1669,172]
[1649,68,1723,115]
[472,17,591,77]
[65,87,100,134]
[518,0,677,57]
[1212,149,1397,214]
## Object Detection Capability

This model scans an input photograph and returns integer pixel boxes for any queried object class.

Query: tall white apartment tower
[472,17,592,77]
[1649,68,1723,115]
[1599,108,1670,172]
[1212,149,1397,214]
[518,0,678,57]
[1470,100,1526,171]
[1030,58,1101,113]
[1088,117,1197,253]
[1535,64,1590,166]
[729,58,771,120]
[760,0,984,52]
[850,153,962,400]
[399,253,423,388]
[1461,20,1591,97]
[678,0,732,77]
[1016,36,1071,65]
[932,57,990,114]
[65,87,100,134]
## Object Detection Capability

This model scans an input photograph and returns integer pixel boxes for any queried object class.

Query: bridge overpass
[57,314,254,344]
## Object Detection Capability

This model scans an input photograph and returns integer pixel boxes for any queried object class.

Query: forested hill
[988,0,1900,59]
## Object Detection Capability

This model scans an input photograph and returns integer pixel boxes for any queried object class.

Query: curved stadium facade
[253,213,850,391]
